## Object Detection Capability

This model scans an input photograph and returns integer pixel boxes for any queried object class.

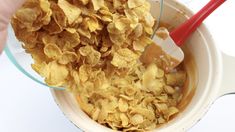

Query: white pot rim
[50,0,229,132]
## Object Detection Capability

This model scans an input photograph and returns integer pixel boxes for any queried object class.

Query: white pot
[51,0,235,131]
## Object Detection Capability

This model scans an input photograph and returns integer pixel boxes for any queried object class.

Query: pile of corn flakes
[12,0,187,131]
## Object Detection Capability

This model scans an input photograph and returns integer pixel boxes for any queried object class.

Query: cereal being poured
[12,0,187,131]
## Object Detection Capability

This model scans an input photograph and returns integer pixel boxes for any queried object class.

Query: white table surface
[1,0,235,132]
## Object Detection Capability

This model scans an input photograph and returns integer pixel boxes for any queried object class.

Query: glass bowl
[5,26,65,90]
[4,0,164,91]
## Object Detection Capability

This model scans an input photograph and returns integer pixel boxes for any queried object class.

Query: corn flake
[128,0,146,9]
[130,114,144,125]
[44,61,69,86]
[118,98,129,112]
[58,51,78,65]
[111,48,138,68]
[58,0,81,25]
[78,0,89,5]
[79,45,101,66]
[120,113,129,127]
[44,44,62,59]
[91,0,105,11]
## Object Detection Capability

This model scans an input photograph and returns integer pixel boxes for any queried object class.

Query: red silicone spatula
[150,0,226,68]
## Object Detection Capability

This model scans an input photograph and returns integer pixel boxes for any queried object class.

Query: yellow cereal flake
[58,0,81,24]
[113,0,122,9]
[79,45,101,66]
[111,48,138,68]
[133,35,153,52]
[130,114,144,125]
[44,44,62,59]
[166,107,179,120]
[131,23,143,38]
[77,27,91,38]
[85,16,100,32]
[124,9,139,27]
[120,113,129,127]
[124,87,136,96]
[58,51,78,65]
[44,61,69,86]
[91,0,105,11]
[142,63,158,89]
[14,0,52,31]
[166,71,187,86]
[130,106,155,121]
[91,108,101,121]
[78,0,89,5]
[109,33,126,45]
[60,30,81,49]
[128,0,146,9]
[144,12,155,27]
[118,98,129,112]
[164,85,176,95]
[15,8,38,25]
[114,18,131,31]
[79,65,90,82]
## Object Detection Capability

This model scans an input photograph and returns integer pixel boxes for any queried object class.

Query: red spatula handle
[170,0,226,46]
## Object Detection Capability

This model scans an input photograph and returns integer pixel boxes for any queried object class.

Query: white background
[1,0,235,132]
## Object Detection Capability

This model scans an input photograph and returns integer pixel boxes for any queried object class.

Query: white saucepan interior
[51,0,223,131]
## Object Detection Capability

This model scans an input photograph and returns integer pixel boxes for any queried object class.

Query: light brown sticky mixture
[12,0,187,131]
[140,43,181,72]
[140,27,181,72]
